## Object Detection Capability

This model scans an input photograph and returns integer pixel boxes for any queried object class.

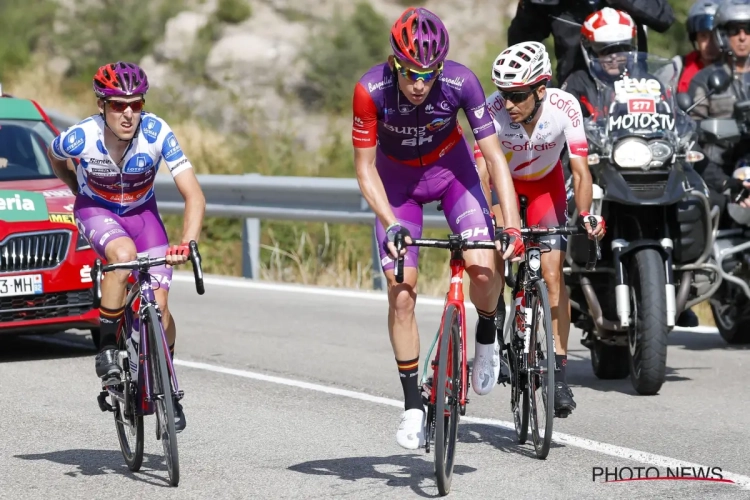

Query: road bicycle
[94,241,205,487]
[393,232,497,496]
[500,195,599,459]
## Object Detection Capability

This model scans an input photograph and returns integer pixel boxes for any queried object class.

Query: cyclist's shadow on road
[288,453,476,498]
[15,449,172,487]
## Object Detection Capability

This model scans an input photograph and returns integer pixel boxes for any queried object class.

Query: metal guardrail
[44,109,453,289]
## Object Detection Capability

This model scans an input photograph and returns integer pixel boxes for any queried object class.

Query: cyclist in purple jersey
[47,62,206,432]
[353,7,525,450]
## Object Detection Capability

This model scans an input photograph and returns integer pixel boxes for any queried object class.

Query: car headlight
[613,138,652,169]
[76,232,91,251]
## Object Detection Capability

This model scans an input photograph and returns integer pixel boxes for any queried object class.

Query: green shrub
[0,0,56,78]
[53,0,185,81]
[299,1,390,114]
[215,0,252,24]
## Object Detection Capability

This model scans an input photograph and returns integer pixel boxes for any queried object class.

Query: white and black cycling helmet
[714,0,750,54]
[491,41,552,90]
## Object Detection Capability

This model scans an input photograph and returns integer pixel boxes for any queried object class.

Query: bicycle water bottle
[514,291,525,337]
[126,316,140,380]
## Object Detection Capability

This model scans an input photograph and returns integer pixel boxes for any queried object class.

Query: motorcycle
[564,51,721,395]
[678,65,750,345]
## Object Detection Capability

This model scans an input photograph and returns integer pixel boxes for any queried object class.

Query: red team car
[0,88,100,345]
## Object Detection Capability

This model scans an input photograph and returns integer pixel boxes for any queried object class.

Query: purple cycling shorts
[375,138,494,272]
[74,195,172,290]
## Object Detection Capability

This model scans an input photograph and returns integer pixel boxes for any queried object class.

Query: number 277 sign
[627,98,656,114]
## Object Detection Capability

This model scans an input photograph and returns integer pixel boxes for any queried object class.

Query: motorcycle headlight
[76,232,91,251]
[613,138,652,169]
[649,140,673,163]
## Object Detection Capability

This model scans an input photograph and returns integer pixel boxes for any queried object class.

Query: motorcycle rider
[688,0,750,217]
[507,0,675,87]
[676,1,722,93]
[563,7,703,326]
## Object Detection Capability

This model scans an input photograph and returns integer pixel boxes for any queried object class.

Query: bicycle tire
[114,320,144,471]
[146,305,180,486]
[505,268,529,444]
[434,303,461,496]
[527,280,554,459]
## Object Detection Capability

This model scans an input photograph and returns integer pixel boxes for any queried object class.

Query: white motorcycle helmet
[727,164,750,225]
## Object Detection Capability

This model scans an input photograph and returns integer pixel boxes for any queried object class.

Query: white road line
[171,272,719,334]
[24,333,747,488]
[172,358,750,490]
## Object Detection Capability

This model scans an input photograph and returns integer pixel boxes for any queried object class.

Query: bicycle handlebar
[392,216,601,284]
[91,240,205,309]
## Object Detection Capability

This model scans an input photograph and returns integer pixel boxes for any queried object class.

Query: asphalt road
[0,272,748,499]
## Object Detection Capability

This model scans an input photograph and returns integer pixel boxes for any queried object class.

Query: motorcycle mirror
[676,93,693,112]
[707,69,731,94]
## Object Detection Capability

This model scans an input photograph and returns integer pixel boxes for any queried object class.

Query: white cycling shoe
[396,408,426,450]
[472,340,500,396]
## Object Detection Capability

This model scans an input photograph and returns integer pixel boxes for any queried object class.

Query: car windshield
[0,119,57,182]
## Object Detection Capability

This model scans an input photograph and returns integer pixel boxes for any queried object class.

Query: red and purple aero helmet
[390,7,450,69]
[92,62,149,99]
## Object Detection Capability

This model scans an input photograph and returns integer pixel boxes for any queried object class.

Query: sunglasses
[106,99,145,113]
[393,58,443,82]
[499,88,536,103]
[727,23,750,37]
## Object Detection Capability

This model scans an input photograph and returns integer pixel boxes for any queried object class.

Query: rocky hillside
[136,0,516,149]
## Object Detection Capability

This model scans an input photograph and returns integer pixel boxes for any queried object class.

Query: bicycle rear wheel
[146,305,180,486]
[527,280,554,459]
[434,303,461,496]
[114,321,143,471]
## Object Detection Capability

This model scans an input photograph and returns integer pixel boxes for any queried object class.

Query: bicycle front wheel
[434,303,461,496]
[527,280,555,459]
[114,321,143,471]
[146,305,180,486]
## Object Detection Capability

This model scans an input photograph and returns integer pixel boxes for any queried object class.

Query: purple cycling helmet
[389,7,450,69]
[92,61,149,98]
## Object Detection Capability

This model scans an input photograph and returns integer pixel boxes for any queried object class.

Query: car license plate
[0,274,43,297]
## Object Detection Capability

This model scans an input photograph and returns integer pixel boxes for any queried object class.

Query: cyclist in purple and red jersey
[47,62,206,432]
[352,7,525,450]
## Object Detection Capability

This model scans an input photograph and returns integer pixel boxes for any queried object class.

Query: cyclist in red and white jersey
[353,7,524,450]
[474,42,605,417]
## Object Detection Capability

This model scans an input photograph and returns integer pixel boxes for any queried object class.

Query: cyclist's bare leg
[153,288,175,353]
[541,249,569,357]
[385,266,419,367]
[94,237,137,382]
[541,248,576,413]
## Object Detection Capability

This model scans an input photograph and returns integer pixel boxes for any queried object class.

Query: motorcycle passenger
[676,0,722,94]
[507,0,675,87]
[688,0,750,218]
[563,8,703,327]
[474,41,606,417]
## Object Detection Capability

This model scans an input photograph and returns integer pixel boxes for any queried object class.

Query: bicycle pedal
[97,391,114,412]
[555,409,572,419]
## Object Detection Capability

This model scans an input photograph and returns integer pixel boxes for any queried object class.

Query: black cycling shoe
[554,381,576,418]
[676,308,699,328]
[95,349,121,386]
[173,399,186,433]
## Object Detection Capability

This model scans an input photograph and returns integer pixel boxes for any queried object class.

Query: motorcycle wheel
[627,248,668,395]
[591,337,629,379]
[710,293,750,344]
